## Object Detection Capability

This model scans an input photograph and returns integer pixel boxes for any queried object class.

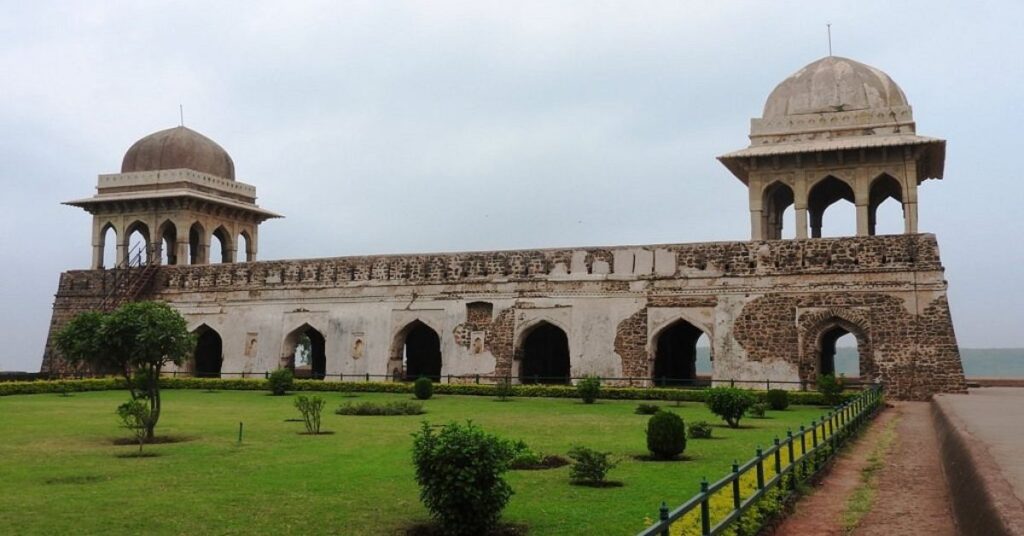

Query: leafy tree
[117,399,151,454]
[268,367,294,395]
[56,301,195,440]
[705,387,756,428]
[577,375,601,404]
[817,374,844,406]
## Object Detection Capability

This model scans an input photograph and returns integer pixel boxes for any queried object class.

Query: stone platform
[933,388,1024,534]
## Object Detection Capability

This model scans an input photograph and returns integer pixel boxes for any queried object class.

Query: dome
[121,126,235,180]
[762,56,908,118]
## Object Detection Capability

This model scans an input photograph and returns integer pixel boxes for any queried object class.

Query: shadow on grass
[632,454,697,463]
[510,455,570,471]
[112,435,193,446]
[570,480,625,488]
[115,452,161,459]
[44,475,108,485]
[297,431,336,436]
[403,522,528,535]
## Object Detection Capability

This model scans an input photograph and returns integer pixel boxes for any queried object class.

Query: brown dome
[121,126,235,180]
[762,56,908,118]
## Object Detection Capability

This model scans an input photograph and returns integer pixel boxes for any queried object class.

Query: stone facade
[41,234,966,399]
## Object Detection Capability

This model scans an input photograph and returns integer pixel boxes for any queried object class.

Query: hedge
[0,377,853,405]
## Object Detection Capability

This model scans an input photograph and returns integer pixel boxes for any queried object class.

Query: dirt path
[772,402,957,535]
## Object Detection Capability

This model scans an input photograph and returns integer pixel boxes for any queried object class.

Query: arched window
[237,232,250,263]
[818,325,860,380]
[188,222,205,265]
[212,226,232,263]
[99,223,117,269]
[762,182,795,240]
[808,176,856,238]
[284,324,326,380]
[124,221,150,265]
[652,320,707,386]
[397,321,442,381]
[158,221,178,265]
[869,174,904,236]
[519,322,570,385]
[193,325,223,378]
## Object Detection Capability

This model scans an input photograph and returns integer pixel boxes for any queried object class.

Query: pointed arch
[762,181,795,240]
[237,231,251,263]
[283,323,327,380]
[158,220,178,266]
[517,321,570,385]
[808,175,856,238]
[868,174,904,236]
[651,319,708,386]
[391,320,442,381]
[211,225,233,263]
[99,222,117,269]
[188,222,206,265]
[193,325,223,378]
[123,220,151,264]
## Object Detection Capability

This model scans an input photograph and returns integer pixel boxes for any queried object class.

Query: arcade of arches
[89,217,259,269]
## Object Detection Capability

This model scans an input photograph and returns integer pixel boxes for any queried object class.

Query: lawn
[0,389,824,535]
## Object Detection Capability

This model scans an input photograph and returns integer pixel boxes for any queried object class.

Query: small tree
[268,368,294,396]
[494,377,514,402]
[646,411,686,459]
[117,399,151,454]
[705,387,756,428]
[414,377,434,400]
[577,375,601,404]
[766,389,790,410]
[411,421,513,535]
[817,374,844,406]
[294,395,326,434]
[56,301,194,440]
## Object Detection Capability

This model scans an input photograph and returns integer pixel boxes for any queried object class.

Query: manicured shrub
[705,387,756,428]
[646,411,686,459]
[507,440,541,467]
[688,420,713,439]
[411,421,513,535]
[116,399,151,454]
[635,403,661,415]
[335,400,424,416]
[494,377,514,402]
[414,377,434,400]
[766,389,790,410]
[568,445,617,485]
[268,368,294,396]
[749,402,768,418]
[293,395,326,434]
[817,374,844,406]
[577,375,601,404]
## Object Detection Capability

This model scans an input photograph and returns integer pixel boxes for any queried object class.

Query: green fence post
[700,479,711,536]
[755,447,765,489]
[799,425,807,475]
[811,420,820,471]
[731,461,741,510]
[787,429,796,490]
[658,502,669,536]
[773,437,782,477]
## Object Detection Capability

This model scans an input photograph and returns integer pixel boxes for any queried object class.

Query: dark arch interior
[293,327,326,380]
[818,325,860,378]
[403,322,441,381]
[763,182,795,240]
[653,320,704,385]
[160,223,177,265]
[189,224,204,264]
[212,227,231,263]
[520,323,570,385]
[194,327,223,378]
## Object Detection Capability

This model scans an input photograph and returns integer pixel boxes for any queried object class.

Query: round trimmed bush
[646,411,686,460]
[577,376,601,404]
[688,420,713,439]
[268,368,294,396]
[414,376,434,400]
[766,389,790,410]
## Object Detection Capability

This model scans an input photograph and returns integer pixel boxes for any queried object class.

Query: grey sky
[2,1,1022,371]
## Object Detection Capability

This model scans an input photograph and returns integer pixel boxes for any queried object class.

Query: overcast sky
[2,1,1022,371]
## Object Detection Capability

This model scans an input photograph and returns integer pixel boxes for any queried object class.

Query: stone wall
[40,234,966,399]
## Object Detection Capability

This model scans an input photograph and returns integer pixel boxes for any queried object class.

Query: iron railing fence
[6,370,872,391]
[636,384,884,536]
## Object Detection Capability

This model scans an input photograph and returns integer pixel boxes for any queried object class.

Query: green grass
[841,412,898,533]
[0,390,825,535]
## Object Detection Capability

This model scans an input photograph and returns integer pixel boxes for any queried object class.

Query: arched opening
[188,222,205,265]
[808,176,856,238]
[99,223,117,269]
[399,321,442,381]
[818,325,861,380]
[868,174,904,236]
[193,326,223,378]
[158,221,178,265]
[519,322,570,385]
[652,320,706,386]
[237,232,250,263]
[284,325,326,380]
[212,226,232,264]
[762,181,795,240]
[124,221,150,265]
